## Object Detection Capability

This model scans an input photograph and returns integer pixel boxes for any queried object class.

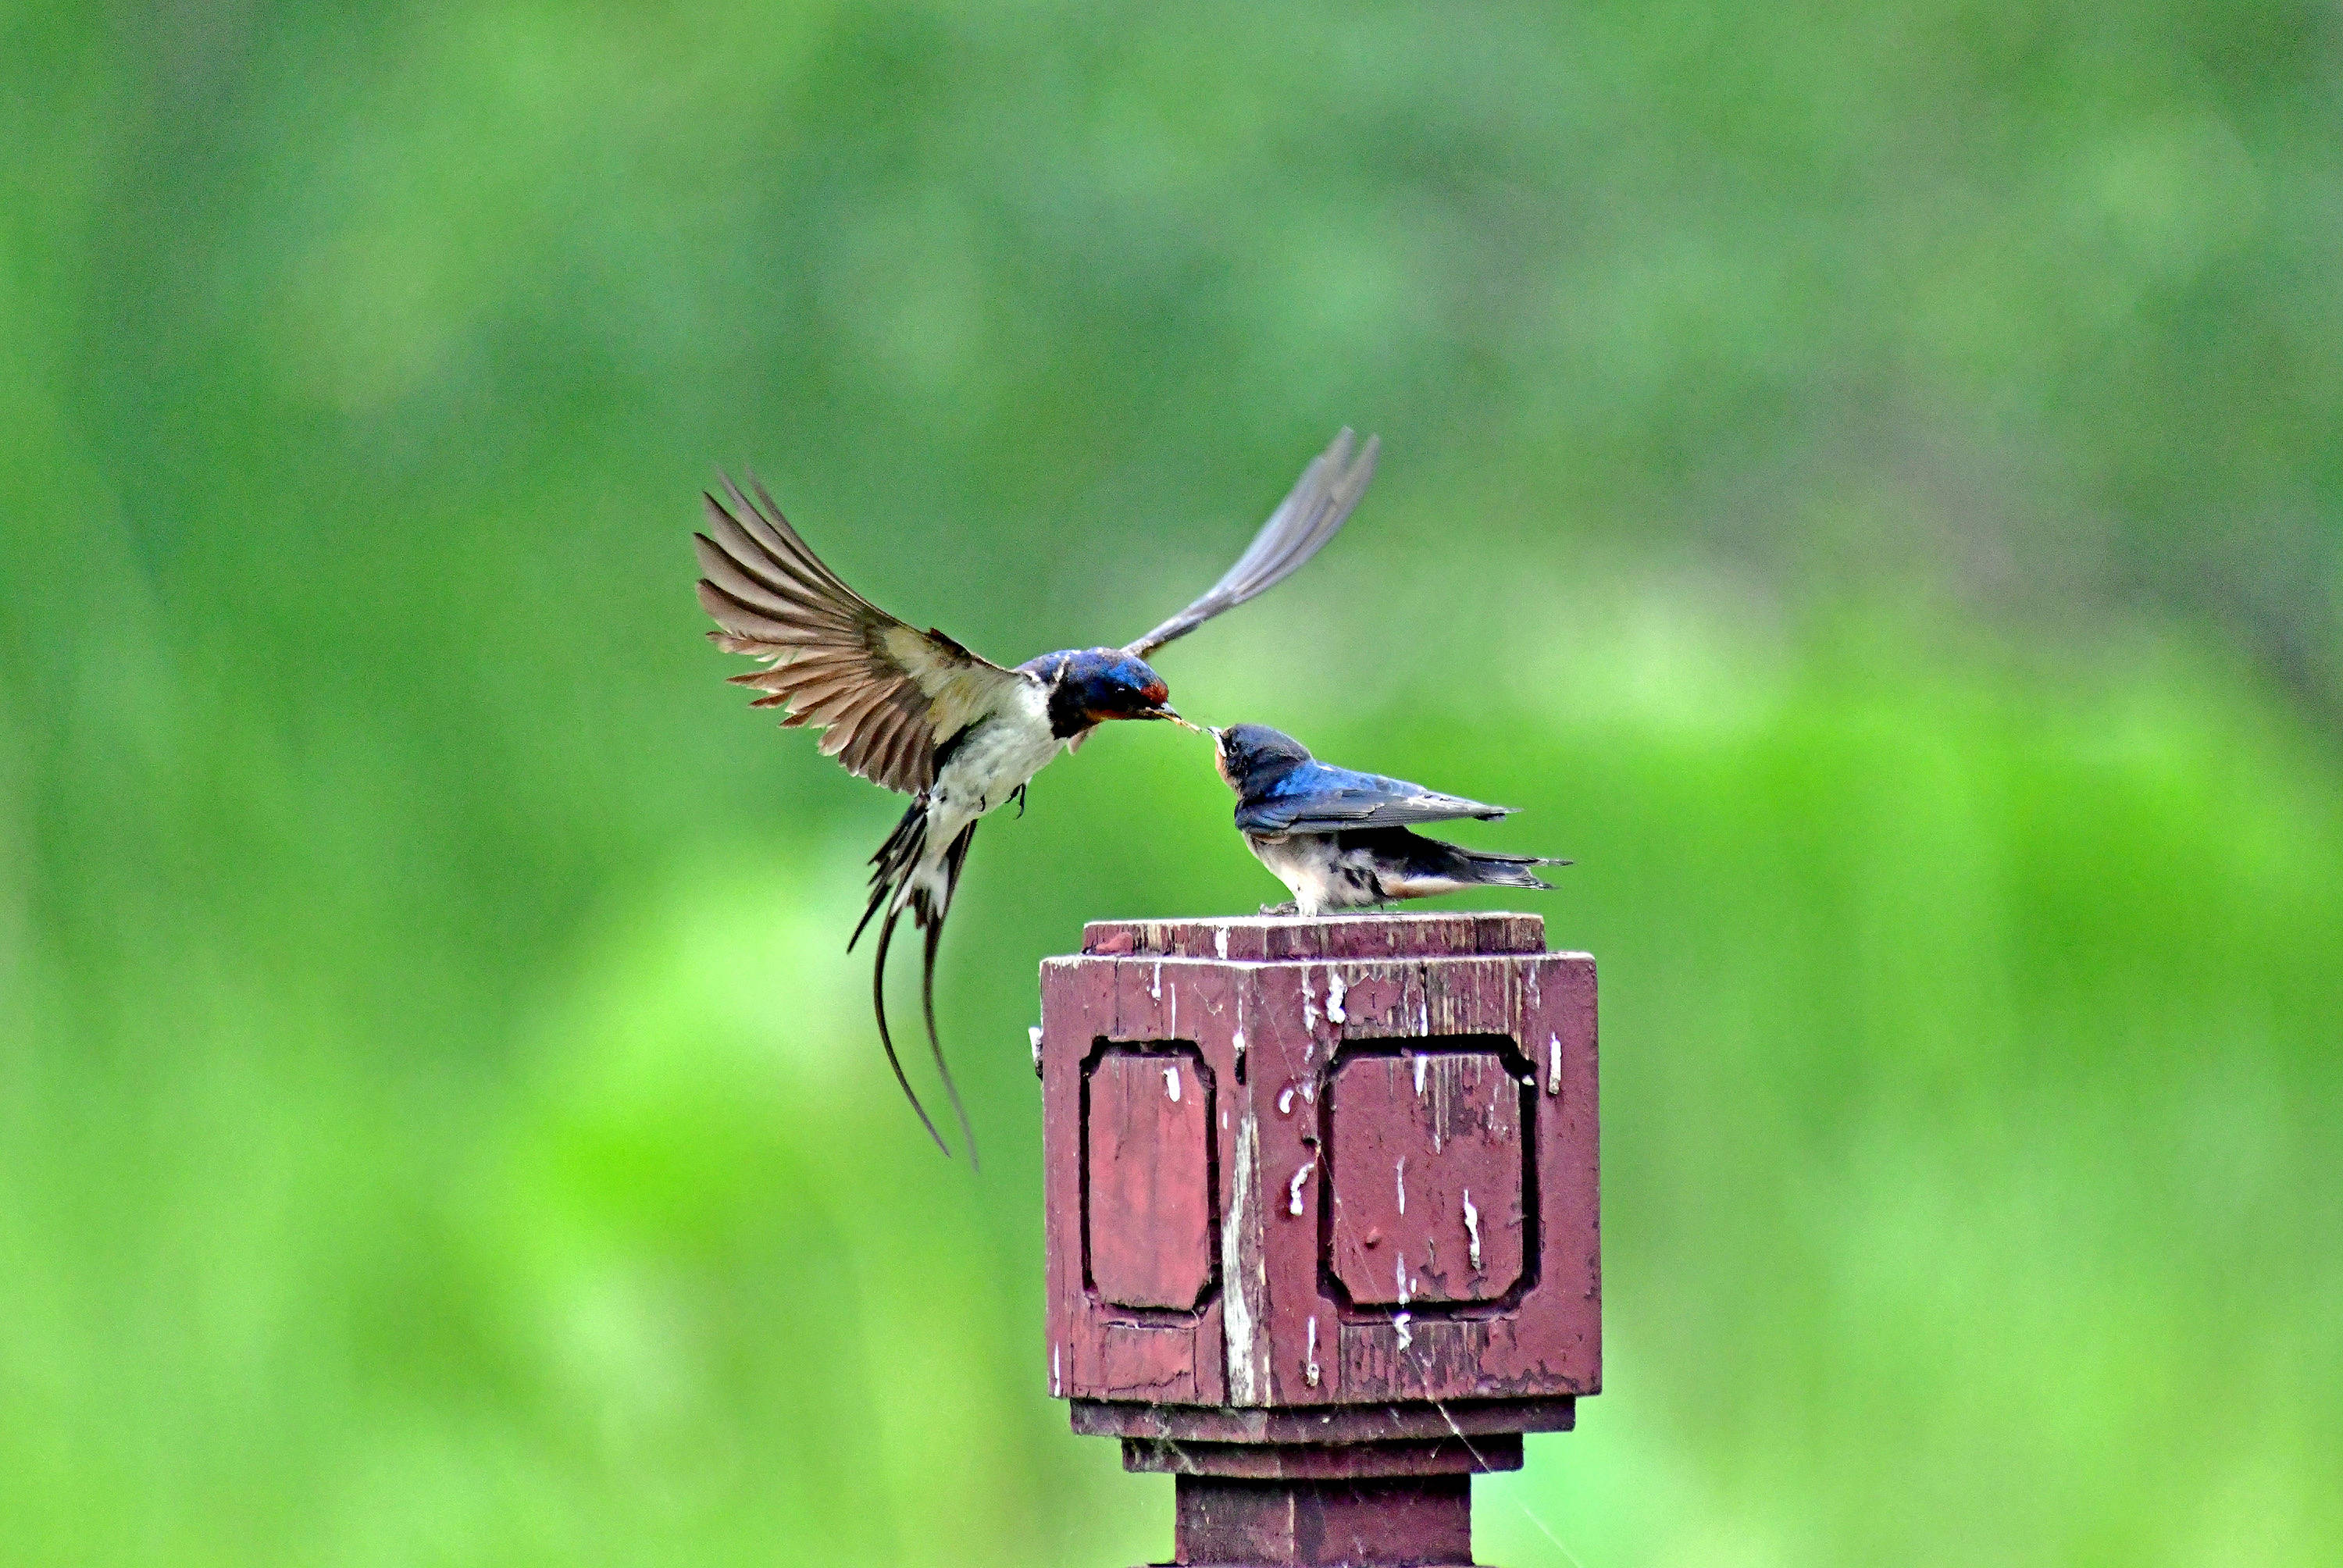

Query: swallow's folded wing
[1236,763,1514,836]
[1124,428,1378,659]
[695,476,1025,795]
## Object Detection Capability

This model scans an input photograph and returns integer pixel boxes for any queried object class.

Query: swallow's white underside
[1245,831,1470,915]
[908,677,1066,908]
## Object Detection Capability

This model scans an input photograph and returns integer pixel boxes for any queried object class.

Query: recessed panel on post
[1328,1045,1527,1306]
[1084,1046,1216,1313]
[1041,911,1599,1560]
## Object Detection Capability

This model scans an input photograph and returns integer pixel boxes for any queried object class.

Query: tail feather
[851,804,928,952]
[856,798,982,1163]
[1441,843,1571,891]
[918,821,982,1171]
[1364,825,1571,896]
[869,895,950,1157]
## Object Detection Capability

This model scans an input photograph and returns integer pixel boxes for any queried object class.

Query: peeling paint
[1221,1112,1268,1405]
[1163,1066,1182,1102]
[1047,919,1596,1412]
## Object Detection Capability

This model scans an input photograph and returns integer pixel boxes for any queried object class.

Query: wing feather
[855,693,929,784]
[1125,428,1378,658]
[693,537,832,625]
[1236,764,1515,836]
[699,511,826,602]
[695,476,1026,794]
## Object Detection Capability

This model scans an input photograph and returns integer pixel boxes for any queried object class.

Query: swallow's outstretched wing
[694,476,1029,796]
[1236,761,1514,836]
[697,476,1019,1161]
[1124,428,1378,659]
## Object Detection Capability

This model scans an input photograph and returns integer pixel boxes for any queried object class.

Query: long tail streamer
[866,897,948,1156]
[852,800,981,1165]
[919,824,981,1169]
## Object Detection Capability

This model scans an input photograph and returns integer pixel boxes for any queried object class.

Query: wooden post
[1040,914,1599,1567]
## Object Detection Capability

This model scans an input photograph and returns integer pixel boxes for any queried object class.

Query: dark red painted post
[1040,914,1599,1567]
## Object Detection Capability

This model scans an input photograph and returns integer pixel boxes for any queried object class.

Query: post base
[1156,1474,1475,1567]
[1124,1435,1520,1480]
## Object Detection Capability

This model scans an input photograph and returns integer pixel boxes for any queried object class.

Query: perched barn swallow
[695,431,1378,1160]
[1211,724,1569,915]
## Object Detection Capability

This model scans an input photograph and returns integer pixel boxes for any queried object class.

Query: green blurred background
[4,2,2340,1563]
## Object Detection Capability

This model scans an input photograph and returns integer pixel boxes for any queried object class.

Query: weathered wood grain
[1082,911,1550,961]
[1040,911,1599,1422]
[1086,1049,1215,1311]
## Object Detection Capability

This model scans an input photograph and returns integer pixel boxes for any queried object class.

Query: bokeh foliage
[2,2,2339,1564]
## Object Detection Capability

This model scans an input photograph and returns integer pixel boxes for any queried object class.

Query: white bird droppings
[1325,973,1347,1025]
[1547,1033,1562,1095]
[1164,1066,1182,1102]
[1300,973,1319,1032]
[1412,1051,1428,1096]
[1305,1317,1321,1388]
[1287,1160,1314,1216]
[1393,1312,1413,1349]
[1029,1025,1044,1074]
[1278,1085,1296,1115]
[1462,1190,1482,1271]
[1396,1156,1407,1214]
[1214,926,1229,959]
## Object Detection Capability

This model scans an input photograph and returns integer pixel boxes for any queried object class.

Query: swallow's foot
[1258,901,1299,917]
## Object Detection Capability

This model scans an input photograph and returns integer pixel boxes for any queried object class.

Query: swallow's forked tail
[1444,843,1573,892]
[851,799,981,1167]
[1378,826,1572,894]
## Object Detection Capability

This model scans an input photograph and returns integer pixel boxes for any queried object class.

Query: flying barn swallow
[1211,724,1569,915]
[695,431,1378,1161]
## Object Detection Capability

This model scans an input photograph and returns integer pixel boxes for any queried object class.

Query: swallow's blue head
[1029,647,1179,737]
[1212,723,1313,795]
